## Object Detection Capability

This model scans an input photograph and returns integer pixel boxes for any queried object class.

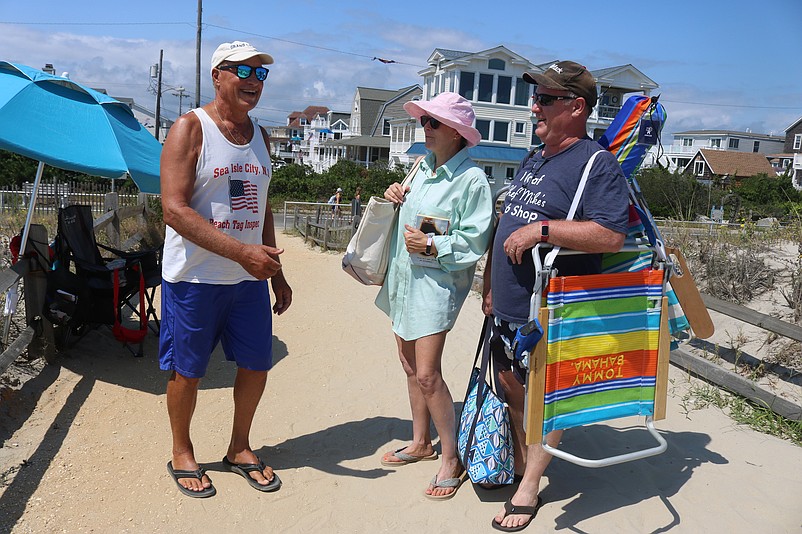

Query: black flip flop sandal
[223,456,282,492]
[167,461,216,498]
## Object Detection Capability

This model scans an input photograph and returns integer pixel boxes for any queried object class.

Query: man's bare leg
[166,371,211,492]
[225,368,275,485]
[493,430,563,529]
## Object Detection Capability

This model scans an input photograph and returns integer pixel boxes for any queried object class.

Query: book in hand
[409,213,450,268]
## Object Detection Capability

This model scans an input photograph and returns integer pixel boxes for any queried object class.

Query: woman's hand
[403,224,432,255]
[384,182,409,205]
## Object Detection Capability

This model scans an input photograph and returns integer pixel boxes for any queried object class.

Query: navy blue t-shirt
[491,138,629,324]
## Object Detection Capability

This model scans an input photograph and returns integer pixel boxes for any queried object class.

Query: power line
[204,23,426,68]
[0,21,190,27]
[660,99,800,111]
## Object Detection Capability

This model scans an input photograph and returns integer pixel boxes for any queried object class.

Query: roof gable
[698,149,776,177]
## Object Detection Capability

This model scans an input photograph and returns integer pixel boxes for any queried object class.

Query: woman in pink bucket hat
[376,92,494,499]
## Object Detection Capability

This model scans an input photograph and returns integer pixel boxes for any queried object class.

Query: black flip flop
[223,456,282,492]
[167,461,216,498]
[491,496,543,532]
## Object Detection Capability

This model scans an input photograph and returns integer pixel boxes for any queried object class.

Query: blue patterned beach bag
[457,318,515,485]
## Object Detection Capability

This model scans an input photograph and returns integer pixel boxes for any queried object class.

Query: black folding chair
[48,205,161,354]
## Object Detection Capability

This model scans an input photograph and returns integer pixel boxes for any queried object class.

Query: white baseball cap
[211,41,274,72]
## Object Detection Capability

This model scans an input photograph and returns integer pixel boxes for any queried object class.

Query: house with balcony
[664,130,785,173]
[323,85,422,168]
[781,115,802,189]
[268,106,330,166]
[391,46,658,198]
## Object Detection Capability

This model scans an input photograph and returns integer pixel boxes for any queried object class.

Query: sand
[1,231,801,533]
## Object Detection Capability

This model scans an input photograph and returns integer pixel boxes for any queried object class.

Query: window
[729,138,740,149]
[476,119,491,140]
[694,160,705,176]
[478,73,493,102]
[496,76,512,104]
[710,138,721,148]
[753,141,760,153]
[514,121,526,135]
[493,121,509,142]
[484,165,494,176]
[794,134,802,150]
[382,119,390,136]
[682,138,693,147]
[488,58,505,70]
[459,71,475,100]
[506,167,516,181]
[514,78,530,106]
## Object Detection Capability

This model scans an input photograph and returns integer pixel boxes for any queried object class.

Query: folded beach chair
[522,244,670,467]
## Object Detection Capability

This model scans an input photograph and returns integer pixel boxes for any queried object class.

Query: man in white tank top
[160,41,292,498]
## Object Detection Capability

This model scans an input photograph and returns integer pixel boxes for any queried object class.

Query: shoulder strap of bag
[400,156,424,190]
[544,149,604,270]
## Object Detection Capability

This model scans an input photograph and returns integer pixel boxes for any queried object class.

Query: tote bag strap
[461,316,499,470]
[400,155,424,190]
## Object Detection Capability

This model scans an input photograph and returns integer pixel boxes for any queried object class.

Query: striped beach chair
[524,245,670,467]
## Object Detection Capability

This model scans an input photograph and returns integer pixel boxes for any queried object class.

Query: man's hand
[481,287,493,316]
[503,223,540,264]
[238,244,284,280]
[270,276,292,315]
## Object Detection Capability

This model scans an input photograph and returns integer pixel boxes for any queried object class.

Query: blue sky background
[2,0,801,142]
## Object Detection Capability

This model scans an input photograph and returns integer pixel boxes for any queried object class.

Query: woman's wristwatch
[424,232,435,256]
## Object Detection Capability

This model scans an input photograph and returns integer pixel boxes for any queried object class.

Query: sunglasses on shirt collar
[217,64,269,81]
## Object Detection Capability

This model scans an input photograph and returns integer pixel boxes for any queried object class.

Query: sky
[1,0,801,142]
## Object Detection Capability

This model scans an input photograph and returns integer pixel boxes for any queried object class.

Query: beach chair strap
[543,150,604,271]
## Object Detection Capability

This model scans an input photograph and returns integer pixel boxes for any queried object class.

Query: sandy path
[0,231,800,533]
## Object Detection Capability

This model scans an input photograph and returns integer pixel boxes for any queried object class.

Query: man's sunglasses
[532,93,576,106]
[218,64,269,81]
[420,115,441,129]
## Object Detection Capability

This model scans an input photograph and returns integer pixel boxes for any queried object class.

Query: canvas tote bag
[342,156,422,285]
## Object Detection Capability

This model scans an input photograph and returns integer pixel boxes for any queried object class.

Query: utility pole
[154,49,164,141]
[195,0,202,109]
[172,86,188,115]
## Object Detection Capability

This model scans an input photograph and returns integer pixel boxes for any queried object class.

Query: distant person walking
[351,186,363,230]
[159,41,292,498]
[328,187,343,219]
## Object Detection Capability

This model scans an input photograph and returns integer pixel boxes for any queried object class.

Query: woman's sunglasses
[218,64,269,81]
[420,115,441,129]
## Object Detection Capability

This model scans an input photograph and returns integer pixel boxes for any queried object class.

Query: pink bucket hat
[403,92,481,147]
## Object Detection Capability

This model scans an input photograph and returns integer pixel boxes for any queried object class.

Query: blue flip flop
[222,456,282,492]
[167,461,216,498]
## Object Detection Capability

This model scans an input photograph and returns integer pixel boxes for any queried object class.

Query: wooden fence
[0,180,143,215]
[286,201,355,251]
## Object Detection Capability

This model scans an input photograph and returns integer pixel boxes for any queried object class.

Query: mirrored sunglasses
[420,115,441,129]
[218,64,269,81]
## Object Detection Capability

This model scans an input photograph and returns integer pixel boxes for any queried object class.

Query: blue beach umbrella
[0,61,163,252]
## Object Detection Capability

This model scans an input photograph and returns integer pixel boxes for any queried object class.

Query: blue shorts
[159,280,273,378]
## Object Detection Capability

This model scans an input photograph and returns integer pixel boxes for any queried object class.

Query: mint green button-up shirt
[375,148,494,341]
